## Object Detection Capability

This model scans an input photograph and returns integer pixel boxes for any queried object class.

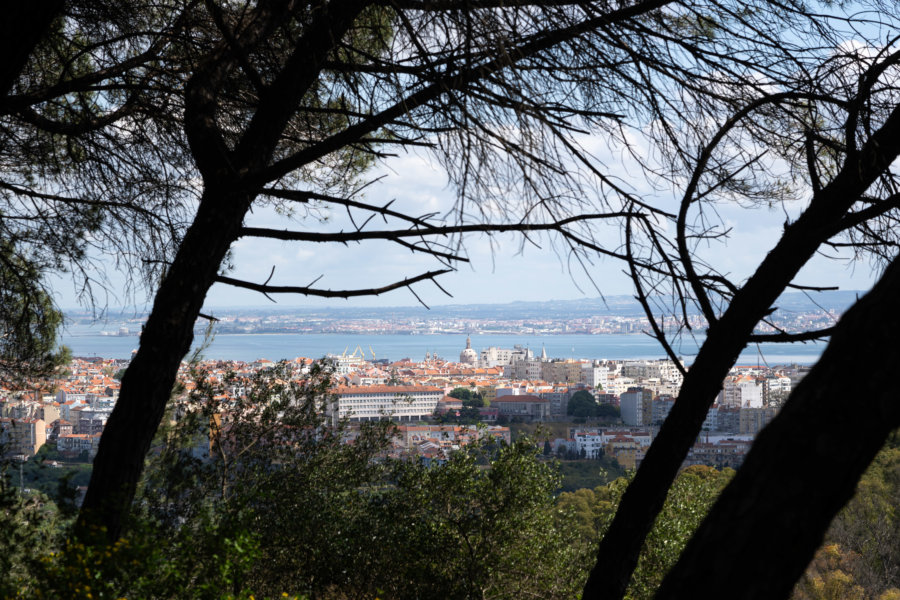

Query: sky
[36,4,898,320]
[50,135,879,314]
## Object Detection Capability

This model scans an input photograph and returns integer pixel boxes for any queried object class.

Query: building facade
[492,395,550,420]
[330,385,443,422]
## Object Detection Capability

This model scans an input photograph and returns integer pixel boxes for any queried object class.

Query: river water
[59,330,825,366]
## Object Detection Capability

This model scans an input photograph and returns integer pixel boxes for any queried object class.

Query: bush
[131,362,590,599]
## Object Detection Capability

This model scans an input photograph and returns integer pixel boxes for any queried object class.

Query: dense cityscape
[1,336,809,480]
[69,294,847,337]
[6,290,891,599]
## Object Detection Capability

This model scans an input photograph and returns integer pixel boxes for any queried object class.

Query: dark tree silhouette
[656,251,900,599]
[0,2,192,378]
[76,0,679,541]
[6,2,896,598]
[585,33,900,598]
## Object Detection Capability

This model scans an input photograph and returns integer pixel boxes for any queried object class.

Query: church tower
[459,335,478,365]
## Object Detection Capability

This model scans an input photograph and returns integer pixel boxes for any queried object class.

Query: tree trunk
[0,2,63,97]
[655,252,900,599]
[75,0,368,543]
[582,104,900,600]
[76,186,251,541]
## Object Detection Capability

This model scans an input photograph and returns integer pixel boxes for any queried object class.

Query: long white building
[329,385,443,422]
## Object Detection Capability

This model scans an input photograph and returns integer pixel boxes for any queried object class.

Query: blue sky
[51,141,879,313]
[203,146,880,310]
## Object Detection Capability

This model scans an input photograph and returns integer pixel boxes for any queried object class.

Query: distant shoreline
[59,331,825,366]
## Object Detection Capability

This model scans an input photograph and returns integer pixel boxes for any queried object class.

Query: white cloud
[49,111,881,314]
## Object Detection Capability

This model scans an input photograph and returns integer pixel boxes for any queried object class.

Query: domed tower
[459,335,478,365]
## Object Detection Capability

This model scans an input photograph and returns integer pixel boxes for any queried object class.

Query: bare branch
[257,0,675,183]
[214,268,453,298]
[625,215,688,377]
[239,212,641,243]
[260,188,437,229]
[748,327,835,343]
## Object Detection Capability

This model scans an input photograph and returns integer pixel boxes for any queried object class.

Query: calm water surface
[59,330,825,366]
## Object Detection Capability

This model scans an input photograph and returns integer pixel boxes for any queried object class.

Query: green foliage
[508,421,570,441]
[596,403,621,419]
[0,242,69,382]
[437,387,485,423]
[627,465,735,599]
[463,394,485,409]
[556,465,734,599]
[557,455,625,492]
[562,392,618,424]
[448,386,473,401]
[568,390,598,417]
[448,386,485,409]
[793,544,868,600]
[133,363,589,599]
[365,438,591,599]
[1,454,267,600]
[799,444,900,599]
[19,445,92,499]
[0,462,65,598]
[567,390,619,419]
[556,479,628,544]
[25,523,265,600]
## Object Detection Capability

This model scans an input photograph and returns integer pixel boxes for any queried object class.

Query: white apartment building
[620,388,651,426]
[573,432,605,457]
[503,358,544,380]
[621,359,685,388]
[719,376,764,408]
[479,346,514,367]
[330,385,442,422]
[764,375,792,400]
[604,375,637,396]
[325,353,368,375]
[621,360,661,380]
[581,364,611,389]
[525,358,543,380]
[502,346,535,370]
[702,407,718,431]
[573,429,653,457]
[495,386,528,397]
